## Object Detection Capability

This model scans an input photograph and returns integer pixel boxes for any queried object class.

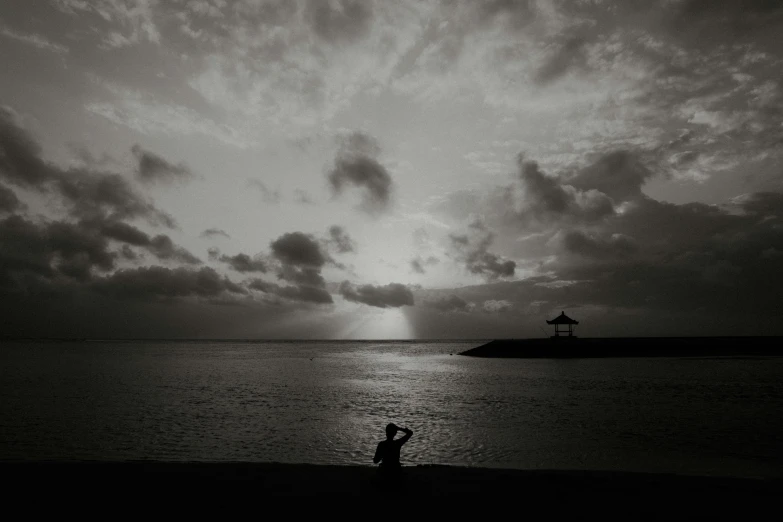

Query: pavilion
[546,311,578,338]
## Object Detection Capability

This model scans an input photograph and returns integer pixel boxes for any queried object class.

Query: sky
[1,0,782,339]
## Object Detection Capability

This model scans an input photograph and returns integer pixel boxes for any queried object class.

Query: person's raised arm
[397,427,413,444]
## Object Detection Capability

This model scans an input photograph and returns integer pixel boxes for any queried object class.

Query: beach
[3,462,779,518]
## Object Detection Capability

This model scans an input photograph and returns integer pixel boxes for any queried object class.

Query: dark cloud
[271,232,327,267]
[305,0,373,44]
[423,294,471,313]
[47,221,117,280]
[477,0,537,27]
[567,151,654,203]
[68,144,115,169]
[248,279,332,304]
[410,256,439,274]
[57,170,177,227]
[561,230,638,259]
[200,228,230,239]
[131,144,193,185]
[327,225,355,253]
[279,266,326,287]
[98,220,151,246]
[327,131,392,214]
[0,216,57,283]
[534,36,588,85]
[245,230,336,305]
[728,192,783,217]
[248,179,281,204]
[449,220,516,281]
[83,219,200,265]
[432,151,651,237]
[338,281,414,308]
[0,106,52,187]
[0,183,22,213]
[431,185,783,335]
[669,0,783,42]
[218,252,267,273]
[148,235,202,265]
[94,266,245,300]
[120,244,139,261]
[1,108,176,228]
[511,155,615,225]
[0,215,116,291]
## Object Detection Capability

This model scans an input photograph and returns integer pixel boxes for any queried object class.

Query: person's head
[385,423,397,439]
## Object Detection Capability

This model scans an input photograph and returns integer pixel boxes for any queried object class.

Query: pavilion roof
[546,311,579,325]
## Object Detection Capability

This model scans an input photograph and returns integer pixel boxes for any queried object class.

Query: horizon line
[4,335,783,343]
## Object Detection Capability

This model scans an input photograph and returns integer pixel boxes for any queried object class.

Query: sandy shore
[2,462,779,518]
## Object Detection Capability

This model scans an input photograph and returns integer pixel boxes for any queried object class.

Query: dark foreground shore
[2,462,780,519]
[461,336,783,358]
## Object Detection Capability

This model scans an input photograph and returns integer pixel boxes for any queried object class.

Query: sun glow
[338,307,413,340]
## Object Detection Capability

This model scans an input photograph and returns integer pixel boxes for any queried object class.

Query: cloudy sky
[1,0,782,339]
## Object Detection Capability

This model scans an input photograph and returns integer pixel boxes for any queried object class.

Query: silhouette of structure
[546,311,578,338]
[373,423,413,476]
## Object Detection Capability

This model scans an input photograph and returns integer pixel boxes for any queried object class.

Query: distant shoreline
[461,337,783,358]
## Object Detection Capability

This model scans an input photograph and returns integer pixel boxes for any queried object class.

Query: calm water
[1,341,782,477]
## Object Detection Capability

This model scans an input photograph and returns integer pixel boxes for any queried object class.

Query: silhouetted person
[373,423,413,477]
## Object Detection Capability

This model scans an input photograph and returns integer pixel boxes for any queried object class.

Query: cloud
[132,145,193,185]
[338,281,414,308]
[410,256,439,274]
[428,178,783,335]
[423,294,472,313]
[0,215,116,289]
[534,36,588,85]
[482,299,513,313]
[147,235,202,265]
[217,253,267,273]
[182,1,422,131]
[248,179,281,204]
[85,219,200,264]
[327,132,393,214]
[243,231,335,305]
[510,155,615,226]
[449,220,516,281]
[293,189,315,205]
[0,26,69,54]
[52,0,161,48]
[560,230,637,260]
[87,78,249,148]
[97,220,151,246]
[0,106,53,187]
[270,232,328,267]
[1,107,175,227]
[0,183,23,213]
[666,0,783,43]
[94,266,245,300]
[248,279,332,304]
[57,170,177,227]
[568,151,655,203]
[305,0,374,44]
[200,228,230,239]
[327,225,355,253]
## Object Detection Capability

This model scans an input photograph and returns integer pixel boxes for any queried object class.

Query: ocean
[1,340,781,478]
